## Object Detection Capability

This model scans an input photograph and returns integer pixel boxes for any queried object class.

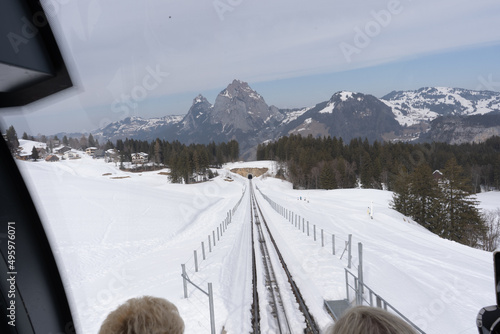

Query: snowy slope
[381,87,500,126]
[15,157,499,334]
[18,139,47,157]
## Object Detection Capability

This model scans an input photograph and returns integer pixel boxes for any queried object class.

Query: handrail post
[332,234,335,255]
[194,250,198,272]
[345,269,349,301]
[182,264,188,298]
[348,234,352,269]
[208,283,216,334]
[358,242,363,297]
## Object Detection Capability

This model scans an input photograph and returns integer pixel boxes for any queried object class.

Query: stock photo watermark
[409,277,468,331]
[213,0,244,21]
[5,222,17,327]
[110,65,170,118]
[179,180,230,222]
[339,0,405,63]
[476,74,500,91]
[74,266,135,321]
[7,14,50,54]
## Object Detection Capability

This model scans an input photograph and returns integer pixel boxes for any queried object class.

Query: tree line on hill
[113,138,239,183]
[257,134,500,249]
[257,134,500,192]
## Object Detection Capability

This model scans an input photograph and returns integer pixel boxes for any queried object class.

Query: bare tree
[481,209,500,251]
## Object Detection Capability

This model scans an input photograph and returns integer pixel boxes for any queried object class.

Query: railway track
[249,180,319,334]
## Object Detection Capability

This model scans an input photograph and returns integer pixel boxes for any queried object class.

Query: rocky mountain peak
[182,94,212,130]
[192,94,210,105]
[330,91,358,102]
[219,79,264,101]
[209,80,273,132]
[91,83,500,160]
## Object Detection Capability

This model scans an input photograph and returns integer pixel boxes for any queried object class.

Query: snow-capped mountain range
[381,87,500,126]
[91,80,500,158]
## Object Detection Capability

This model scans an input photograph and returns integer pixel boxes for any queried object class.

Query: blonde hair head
[98,296,185,334]
[329,306,417,334]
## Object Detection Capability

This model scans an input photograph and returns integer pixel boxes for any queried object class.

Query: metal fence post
[321,229,324,247]
[332,234,335,255]
[217,227,220,241]
[348,234,352,269]
[208,235,212,252]
[208,283,216,334]
[354,277,359,304]
[358,242,363,297]
[194,250,199,272]
[202,241,206,260]
[213,230,216,246]
[182,264,188,298]
[313,224,316,241]
[345,269,349,302]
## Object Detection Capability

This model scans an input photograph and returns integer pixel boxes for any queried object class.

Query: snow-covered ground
[15,155,500,334]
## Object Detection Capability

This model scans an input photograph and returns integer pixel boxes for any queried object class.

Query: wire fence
[345,269,425,334]
[256,185,424,333]
[255,185,360,270]
[182,188,246,275]
[179,187,247,334]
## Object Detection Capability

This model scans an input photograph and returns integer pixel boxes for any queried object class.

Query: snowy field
[15,153,500,334]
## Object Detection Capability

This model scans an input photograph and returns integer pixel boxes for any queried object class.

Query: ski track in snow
[14,155,500,334]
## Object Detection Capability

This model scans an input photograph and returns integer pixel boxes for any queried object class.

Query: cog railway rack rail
[249,180,319,334]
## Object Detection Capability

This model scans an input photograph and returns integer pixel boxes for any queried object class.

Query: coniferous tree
[408,163,442,233]
[31,146,39,161]
[22,132,28,140]
[168,151,182,183]
[5,125,19,153]
[440,158,485,246]
[319,162,336,190]
[494,155,500,190]
[154,139,162,166]
[80,135,88,149]
[229,140,239,161]
[391,167,412,217]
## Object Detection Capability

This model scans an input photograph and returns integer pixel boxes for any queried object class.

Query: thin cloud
[4,0,500,134]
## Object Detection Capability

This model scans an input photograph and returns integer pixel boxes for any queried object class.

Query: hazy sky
[2,0,500,135]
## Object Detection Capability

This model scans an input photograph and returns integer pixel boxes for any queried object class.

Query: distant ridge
[88,81,500,159]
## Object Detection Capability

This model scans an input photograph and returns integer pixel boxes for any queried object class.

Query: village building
[131,152,148,164]
[45,155,60,162]
[63,151,80,160]
[55,146,72,155]
[433,170,443,181]
[35,147,47,159]
[86,147,97,155]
